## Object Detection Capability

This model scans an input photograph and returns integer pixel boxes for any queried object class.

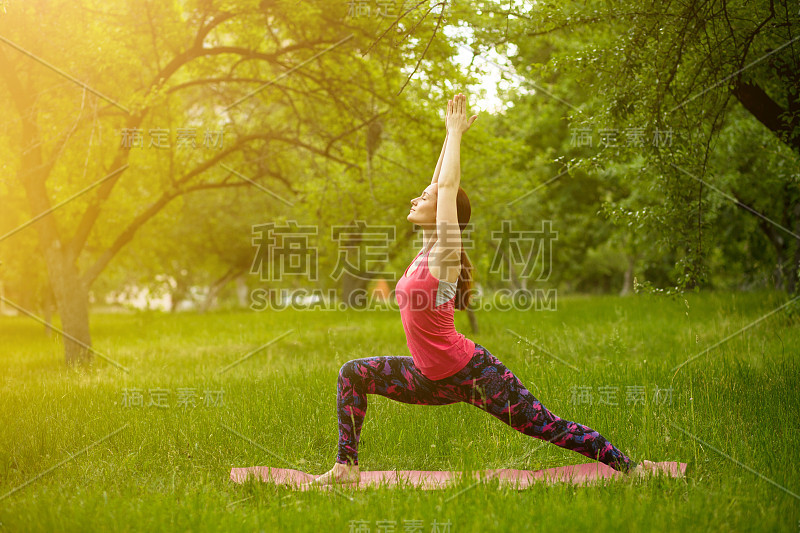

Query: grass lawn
[1,290,798,532]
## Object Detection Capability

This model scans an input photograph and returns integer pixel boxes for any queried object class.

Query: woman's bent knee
[339,360,361,381]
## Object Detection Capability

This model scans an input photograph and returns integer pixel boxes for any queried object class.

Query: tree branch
[79,176,281,287]
[732,80,800,154]
[396,1,447,96]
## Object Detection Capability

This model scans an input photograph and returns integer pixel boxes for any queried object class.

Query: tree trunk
[12,69,93,367]
[789,201,800,295]
[43,284,55,337]
[169,273,194,312]
[774,250,786,292]
[620,254,635,296]
[200,267,243,313]
[339,225,370,309]
[729,184,800,293]
[507,249,520,292]
[43,242,92,366]
[235,273,249,307]
[466,307,479,334]
[341,270,370,308]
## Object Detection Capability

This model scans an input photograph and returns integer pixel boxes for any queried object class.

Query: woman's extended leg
[446,344,637,472]
[336,355,459,466]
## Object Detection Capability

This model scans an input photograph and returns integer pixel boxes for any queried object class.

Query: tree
[457,0,800,293]
[0,0,474,366]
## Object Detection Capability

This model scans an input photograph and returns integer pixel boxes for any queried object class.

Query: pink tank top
[395,245,476,380]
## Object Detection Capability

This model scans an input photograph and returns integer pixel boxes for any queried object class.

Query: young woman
[306,93,657,487]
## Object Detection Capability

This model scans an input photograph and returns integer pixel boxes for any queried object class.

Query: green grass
[1,290,799,532]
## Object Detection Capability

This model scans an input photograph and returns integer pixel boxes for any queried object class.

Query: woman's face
[407,184,437,226]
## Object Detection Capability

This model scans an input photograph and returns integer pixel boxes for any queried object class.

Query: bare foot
[630,460,659,479]
[301,462,360,489]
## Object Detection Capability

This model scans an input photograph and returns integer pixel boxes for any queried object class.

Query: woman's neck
[421,229,437,252]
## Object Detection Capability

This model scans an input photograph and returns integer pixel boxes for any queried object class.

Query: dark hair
[454,186,473,311]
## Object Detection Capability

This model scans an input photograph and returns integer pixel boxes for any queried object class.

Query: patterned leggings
[335,343,637,472]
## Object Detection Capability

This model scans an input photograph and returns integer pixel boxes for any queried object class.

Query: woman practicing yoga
[307,93,657,486]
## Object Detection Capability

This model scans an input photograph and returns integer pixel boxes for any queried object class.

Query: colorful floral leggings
[335,343,637,472]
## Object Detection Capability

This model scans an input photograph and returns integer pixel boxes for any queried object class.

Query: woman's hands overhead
[445,93,478,134]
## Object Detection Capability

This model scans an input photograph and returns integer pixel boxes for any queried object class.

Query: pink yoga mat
[230,461,687,491]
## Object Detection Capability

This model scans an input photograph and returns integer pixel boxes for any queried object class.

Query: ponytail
[454,245,473,310]
[454,186,473,311]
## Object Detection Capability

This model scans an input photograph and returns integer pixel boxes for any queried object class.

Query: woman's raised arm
[430,131,449,185]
